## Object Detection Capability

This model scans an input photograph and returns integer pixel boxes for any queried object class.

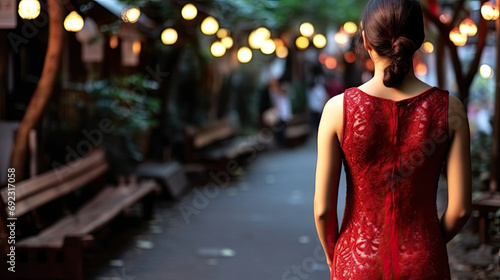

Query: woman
[313,0,471,279]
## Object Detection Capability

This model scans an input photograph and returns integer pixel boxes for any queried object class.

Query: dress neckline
[355,86,437,104]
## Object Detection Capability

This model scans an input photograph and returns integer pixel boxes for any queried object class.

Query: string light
[237,47,252,63]
[18,0,40,20]
[201,16,219,35]
[299,22,314,37]
[181,3,197,20]
[161,28,178,45]
[64,11,84,32]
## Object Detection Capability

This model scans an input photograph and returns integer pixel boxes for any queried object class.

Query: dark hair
[358,0,425,87]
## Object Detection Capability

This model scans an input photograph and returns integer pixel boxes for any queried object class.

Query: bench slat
[17,180,159,248]
[1,149,107,203]
[193,120,234,149]
[12,162,108,217]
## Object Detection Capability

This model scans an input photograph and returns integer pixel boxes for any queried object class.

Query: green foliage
[86,74,161,136]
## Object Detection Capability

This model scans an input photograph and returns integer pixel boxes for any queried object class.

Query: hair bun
[383,36,415,87]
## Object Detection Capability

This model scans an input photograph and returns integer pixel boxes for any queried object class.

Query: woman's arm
[314,94,343,268]
[441,95,472,243]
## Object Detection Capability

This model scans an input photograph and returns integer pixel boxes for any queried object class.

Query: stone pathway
[85,135,499,280]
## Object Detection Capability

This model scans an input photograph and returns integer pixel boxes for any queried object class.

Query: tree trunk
[9,0,63,180]
[490,2,500,193]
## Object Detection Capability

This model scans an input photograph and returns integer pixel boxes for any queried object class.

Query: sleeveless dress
[332,87,451,280]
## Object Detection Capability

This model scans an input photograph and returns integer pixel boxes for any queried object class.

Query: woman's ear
[362,30,371,52]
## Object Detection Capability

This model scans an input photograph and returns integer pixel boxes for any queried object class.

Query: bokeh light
[343,22,358,35]
[479,64,493,78]
[201,16,219,35]
[459,17,477,36]
[64,11,84,32]
[237,47,253,63]
[217,28,229,38]
[18,0,40,20]
[295,36,309,50]
[313,34,327,49]
[249,27,271,49]
[211,41,226,57]
[261,39,276,54]
[299,22,314,37]
[422,42,434,53]
[181,3,197,20]
[344,51,356,63]
[161,28,178,45]
[481,2,499,21]
[221,36,233,49]
[415,62,427,76]
[122,7,140,23]
[334,32,348,45]
[276,46,288,58]
[449,27,467,47]
[325,57,337,70]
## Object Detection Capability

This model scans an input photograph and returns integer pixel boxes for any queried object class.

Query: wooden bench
[472,192,500,244]
[135,161,189,200]
[0,149,160,280]
[284,113,311,147]
[183,118,264,172]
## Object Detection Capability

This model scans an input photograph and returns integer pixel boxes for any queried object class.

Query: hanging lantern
[64,11,84,32]
[18,0,40,20]
[110,34,119,49]
[459,17,477,36]
[201,16,219,35]
[481,2,499,21]
[161,28,178,45]
[181,3,197,20]
[299,22,314,37]
[449,27,467,46]
[343,22,358,35]
[122,6,140,23]
[313,34,327,49]
[132,40,141,55]
[237,47,252,63]
[211,41,226,57]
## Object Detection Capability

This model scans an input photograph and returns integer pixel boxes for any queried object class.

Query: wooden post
[490,3,500,193]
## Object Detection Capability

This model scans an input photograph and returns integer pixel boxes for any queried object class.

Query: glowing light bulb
[161,28,178,45]
[422,42,434,53]
[201,16,219,36]
[343,22,358,35]
[295,36,309,50]
[122,7,140,23]
[313,34,327,49]
[211,41,226,57]
[237,47,252,63]
[64,11,84,32]
[299,22,314,37]
[181,3,197,20]
[18,0,40,20]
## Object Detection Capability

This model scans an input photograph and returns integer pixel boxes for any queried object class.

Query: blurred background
[0,0,499,279]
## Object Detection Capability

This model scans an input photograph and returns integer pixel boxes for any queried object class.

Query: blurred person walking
[308,73,328,131]
[314,0,471,279]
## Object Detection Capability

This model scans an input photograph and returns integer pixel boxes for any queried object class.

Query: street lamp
[18,0,40,20]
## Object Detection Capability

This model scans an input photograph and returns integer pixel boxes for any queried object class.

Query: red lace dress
[332,87,451,279]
